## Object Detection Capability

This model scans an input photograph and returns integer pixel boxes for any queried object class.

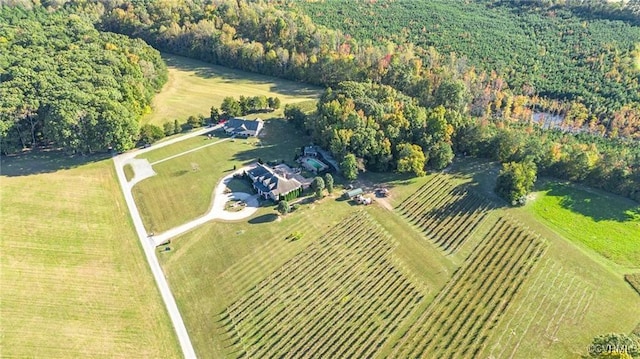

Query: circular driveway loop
[151,168,260,246]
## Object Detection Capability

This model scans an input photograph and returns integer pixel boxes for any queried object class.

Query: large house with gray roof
[246,163,306,201]
[223,118,264,137]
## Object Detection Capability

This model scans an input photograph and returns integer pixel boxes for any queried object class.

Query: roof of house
[224,118,263,134]
[303,146,318,155]
[247,164,270,178]
[249,164,301,197]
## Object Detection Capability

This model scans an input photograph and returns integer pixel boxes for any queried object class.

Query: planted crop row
[397,175,493,253]
[486,259,594,359]
[221,212,423,358]
[390,216,547,358]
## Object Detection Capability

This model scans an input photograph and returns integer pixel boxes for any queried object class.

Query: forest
[91,0,640,140]
[295,0,640,127]
[1,0,639,201]
[0,6,166,154]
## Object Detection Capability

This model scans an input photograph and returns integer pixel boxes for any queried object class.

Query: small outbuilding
[342,188,363,200]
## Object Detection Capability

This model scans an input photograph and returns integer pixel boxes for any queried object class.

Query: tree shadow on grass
[1,150,109,177]
[248,213,279,224]
[226,178,254,193]
[163,53,323,98]
[542,181,640,223]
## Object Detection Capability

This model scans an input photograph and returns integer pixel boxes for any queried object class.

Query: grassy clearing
[133,119,311,233]
[124,163,134,181]
[142,54,322,126]
[0,153,180,358]
[526,180,640,269]
[225,178,254,193]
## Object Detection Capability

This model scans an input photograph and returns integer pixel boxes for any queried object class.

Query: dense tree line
[287,82,460,178]
[457,119,640,202]
[95,0,638,139]
[287,80,640,202]
[0,6,167,154]
[93,1,518,123]
[217,95,280,119]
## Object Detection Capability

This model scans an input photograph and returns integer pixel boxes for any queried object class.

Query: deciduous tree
[341,153,358,180]
[495,161,537,205]
[277,200,290,214]
[324,173,334,193]
[396,143,426,177]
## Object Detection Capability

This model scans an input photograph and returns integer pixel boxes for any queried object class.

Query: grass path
[142,54,322,126]
[151,136,233,165]
[0,155,181,358]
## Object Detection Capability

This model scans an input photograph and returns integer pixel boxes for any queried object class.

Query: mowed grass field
[0,154,180,358]
[527,180,640,270]
[142,54,322,126]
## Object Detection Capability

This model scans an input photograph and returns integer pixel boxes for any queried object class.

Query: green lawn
[124,163,134,181]
[0,153,180,358]
[139,130,231,164]
[133,118,312,233]
[527,180,640,270]
[142,54,322,126]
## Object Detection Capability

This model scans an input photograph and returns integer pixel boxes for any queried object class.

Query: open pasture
[142,54,322,126]
[221,211,426,358]
[397,173,494,254]
[0,154,180,358]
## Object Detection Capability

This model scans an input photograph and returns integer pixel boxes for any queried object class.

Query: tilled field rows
[390,216,547,358]
[484,258,595,358]
[397,174,494,253]
[221,211,425,358]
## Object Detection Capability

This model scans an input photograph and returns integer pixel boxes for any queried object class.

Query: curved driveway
[151,168,259,246]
